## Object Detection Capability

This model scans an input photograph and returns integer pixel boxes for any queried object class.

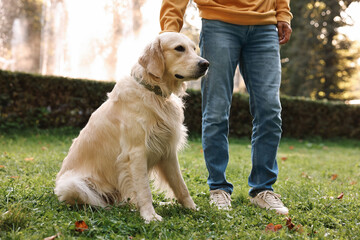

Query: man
[160,0,292,214]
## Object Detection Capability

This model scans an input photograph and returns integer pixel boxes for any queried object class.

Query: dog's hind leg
[157,152,196,209]
[54,171,107,207]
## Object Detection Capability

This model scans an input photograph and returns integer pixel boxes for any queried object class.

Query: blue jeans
[200,19,282,197]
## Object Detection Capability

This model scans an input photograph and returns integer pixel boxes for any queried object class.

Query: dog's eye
[175,45,185,52]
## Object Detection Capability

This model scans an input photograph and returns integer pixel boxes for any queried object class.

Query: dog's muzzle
[196,59,210,77]
[198,59,210,73]
[175,59,210,80]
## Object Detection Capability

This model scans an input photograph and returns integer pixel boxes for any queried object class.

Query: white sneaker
[210,189,232,210]
[250,190,289,215]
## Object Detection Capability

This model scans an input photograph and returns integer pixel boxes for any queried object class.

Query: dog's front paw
[142,212,163,223]
[181,197,196,210]
[140,206,163,223]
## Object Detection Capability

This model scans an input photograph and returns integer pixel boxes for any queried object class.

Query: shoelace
[257,190,284,208]
[211,190,232,206]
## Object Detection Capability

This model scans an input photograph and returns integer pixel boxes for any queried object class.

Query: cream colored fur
[54,32,209,222]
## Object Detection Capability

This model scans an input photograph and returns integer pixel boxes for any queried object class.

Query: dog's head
[135,32,209,96]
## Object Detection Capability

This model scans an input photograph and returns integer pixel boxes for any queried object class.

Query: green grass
[0,128,359,239]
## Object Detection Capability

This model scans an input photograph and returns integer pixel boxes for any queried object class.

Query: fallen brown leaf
[265,223,283,232]
[281,156,288,161]
[75,220,89,232]
[265,223,275,232]
[274,224,283,231]
[337,192,344,199]
[331,174,338,181]
[289,146,294,150]
[24,157,34,161]
[286,217,304,233]
[0,165,5,168]
[286,217,295,230]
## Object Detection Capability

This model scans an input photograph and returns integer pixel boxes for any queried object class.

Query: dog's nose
[198,59,210,71]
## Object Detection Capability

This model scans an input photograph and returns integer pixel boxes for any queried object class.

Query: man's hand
[277,21,292,45]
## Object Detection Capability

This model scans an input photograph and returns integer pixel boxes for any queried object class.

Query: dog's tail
[54,171,107,207]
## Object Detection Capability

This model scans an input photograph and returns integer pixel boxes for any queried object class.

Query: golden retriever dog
[54,32,209,222]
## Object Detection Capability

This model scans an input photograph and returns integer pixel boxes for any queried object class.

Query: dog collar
[134,76,165,97]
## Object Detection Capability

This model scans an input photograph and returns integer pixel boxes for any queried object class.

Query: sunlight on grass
[0,129,359,239]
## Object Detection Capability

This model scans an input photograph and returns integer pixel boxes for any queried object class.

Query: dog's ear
[138,37,165,79]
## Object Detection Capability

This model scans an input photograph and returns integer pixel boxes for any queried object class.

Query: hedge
[0,70,114,129]
[1,70,360,139]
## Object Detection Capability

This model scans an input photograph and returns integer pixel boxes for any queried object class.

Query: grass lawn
[0,128,359,239]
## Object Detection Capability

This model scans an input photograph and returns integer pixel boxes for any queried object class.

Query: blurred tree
[104,0,145,80]
[0,0,42,72]
[132,0,145,34]
[280,0,360,100]
[18,0,43,72]
[0,0,20,60]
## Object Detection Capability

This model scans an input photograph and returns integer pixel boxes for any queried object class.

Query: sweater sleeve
[160,0,189,33]
[276,0,293,24]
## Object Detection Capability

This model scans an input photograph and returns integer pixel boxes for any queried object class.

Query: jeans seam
[243,59,259,174]
[200,23,214,179]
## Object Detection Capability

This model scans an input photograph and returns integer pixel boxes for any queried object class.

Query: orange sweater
[160,0,293,32]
